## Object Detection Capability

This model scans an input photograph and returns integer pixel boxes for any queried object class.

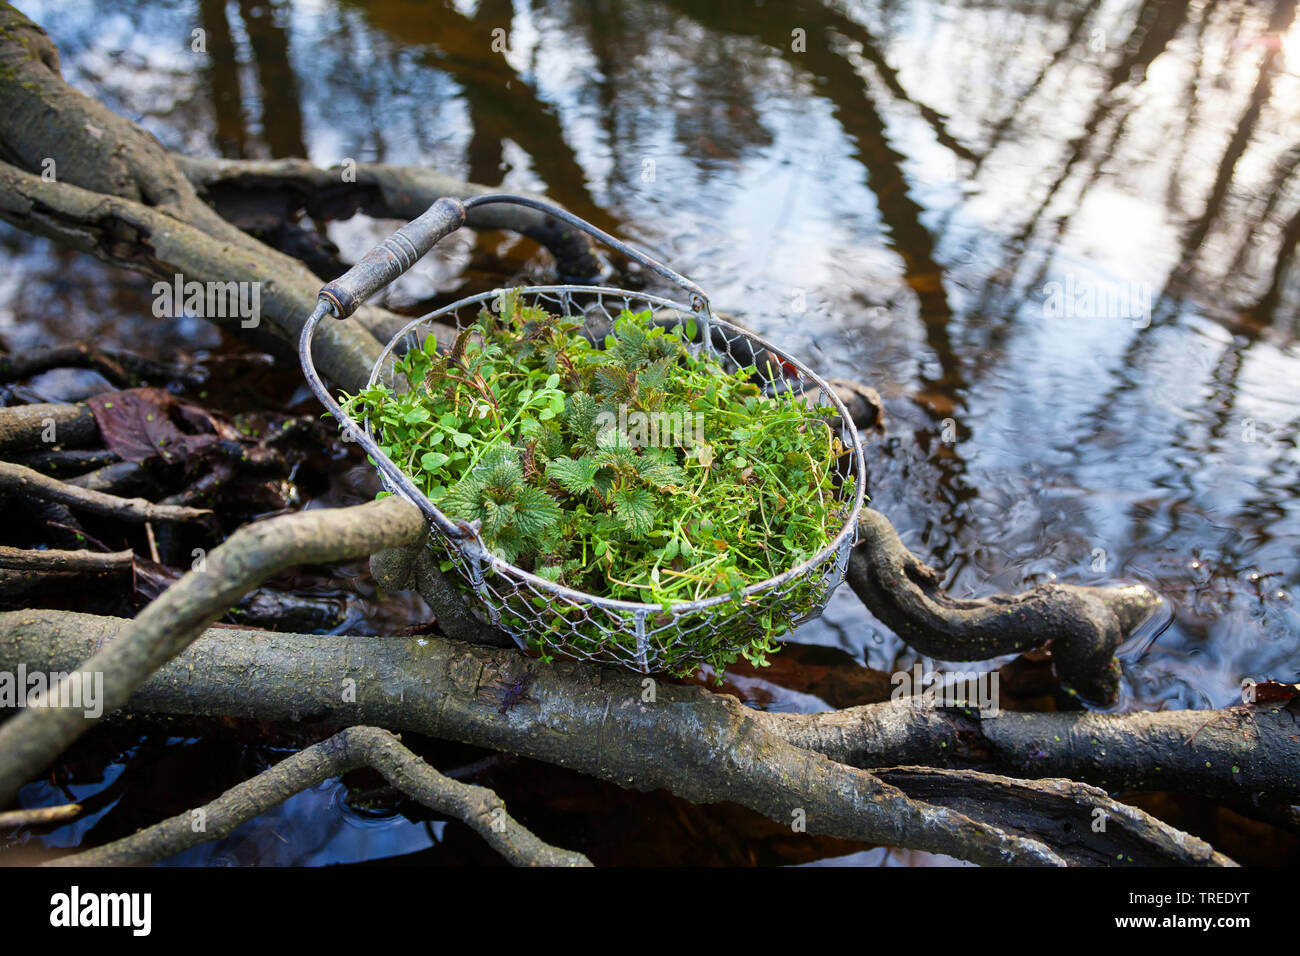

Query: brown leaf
[86,388,226,464]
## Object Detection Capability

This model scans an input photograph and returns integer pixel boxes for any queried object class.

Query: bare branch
[752,698,1300,802]
[49,726,589,867]
[0,546,132,572]
[0,496,428,806]
[0,403,97,454]
[0,344,205,389]
[176,155,602,281]
[0,803,80,829]
[0,461,208,523]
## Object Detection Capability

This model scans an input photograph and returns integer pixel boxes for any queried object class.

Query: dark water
[2,0,1298,865]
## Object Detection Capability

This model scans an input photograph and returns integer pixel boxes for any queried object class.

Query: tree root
[0,5,389,389]
[0,546,132,572]
[0,461,208,524]
[0,403,98,454]
[0,344,205,389]
[66,461,149,495]
[367,497,1167,705]
[369,544,516,648]
[47,726,590,867]
[0,496,427,806]
[10,448,121,478]
[0,802,80,829]
[0,610,1238,865]
[870,766,1232,866]
[753,698,1300,802]
[0,7,606,393]
[176,156,602,283]
[847,507,1163,703]
[0,159,384,392]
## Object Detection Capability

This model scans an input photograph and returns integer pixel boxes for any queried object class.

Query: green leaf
[547,456,599,494]
[420,451,450,471]
[635,454,686,490]
[612,487,656,536]
[566,391,598,439]
[512,485,562,536]
[596,426,630,452]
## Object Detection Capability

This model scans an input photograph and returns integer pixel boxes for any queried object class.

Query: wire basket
[300,194,866,673]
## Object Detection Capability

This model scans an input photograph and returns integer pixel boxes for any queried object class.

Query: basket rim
[360,283,867,616]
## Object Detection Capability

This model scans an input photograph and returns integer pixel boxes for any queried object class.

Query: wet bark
[177,156,602,282]
[0,610,1235,866]
[0,461,209,523]
[752,697,1300,803]
[0,158,383,391]
[0,496,426,805]
[848,507,1162,702]
[0,403,97,454]
[0,546,132,573]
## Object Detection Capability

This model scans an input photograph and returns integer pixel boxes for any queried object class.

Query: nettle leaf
[513,485,562,536]
[481,447,524,491]
[536,564,564,583]
[548,456,599,494]
[440,479,484,522]
[566,391,599,440]
[635,455,686,491]
[600,444,639,472]
[594,365,638,403]
[481,498,512,537]
[593,470,615,498]
[639,356,673,392]
[595,426,636,457]
[612,317,650,367]
[536,423,565,459]
[611,487,656,536]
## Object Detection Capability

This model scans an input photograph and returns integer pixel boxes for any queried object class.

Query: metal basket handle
[319,192,711,320]
[299,192,714,540]
[319,196,467,319]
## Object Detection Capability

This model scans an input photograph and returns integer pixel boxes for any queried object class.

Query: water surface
[3,0,1298,864]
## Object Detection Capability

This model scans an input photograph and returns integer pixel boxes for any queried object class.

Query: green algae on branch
[338,291,853,673]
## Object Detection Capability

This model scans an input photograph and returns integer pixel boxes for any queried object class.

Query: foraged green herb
[339,291,848,675]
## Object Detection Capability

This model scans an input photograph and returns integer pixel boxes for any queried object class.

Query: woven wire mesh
[361,285,864,673]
